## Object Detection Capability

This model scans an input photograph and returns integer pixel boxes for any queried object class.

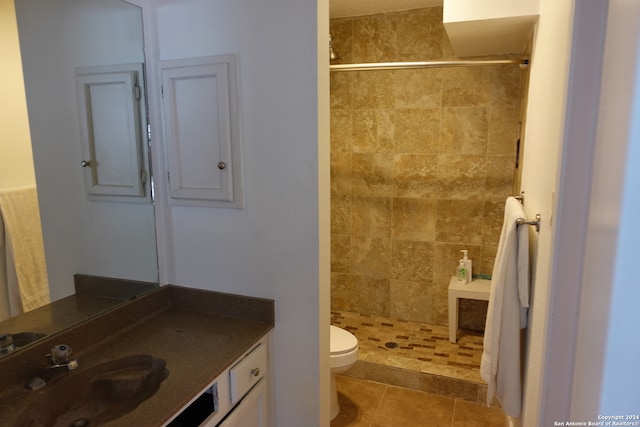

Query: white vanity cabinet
[165,337,270,427]
[218,378,268,427]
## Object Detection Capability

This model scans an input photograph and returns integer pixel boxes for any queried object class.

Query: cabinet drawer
[229,343,267,404]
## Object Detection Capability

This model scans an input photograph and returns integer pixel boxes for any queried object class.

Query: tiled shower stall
[329,6,523,332]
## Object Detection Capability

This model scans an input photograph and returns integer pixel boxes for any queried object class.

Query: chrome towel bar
[517,214,541,232]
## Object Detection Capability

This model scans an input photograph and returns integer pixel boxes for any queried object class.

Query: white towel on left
[0,187,50,312]
[480,196,530,417]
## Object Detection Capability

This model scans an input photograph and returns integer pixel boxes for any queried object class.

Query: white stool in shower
[448,276,491,343]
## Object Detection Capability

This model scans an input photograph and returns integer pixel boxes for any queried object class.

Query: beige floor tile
[452,400,506,427]
[331,376,387,427]
[374,385,455,427]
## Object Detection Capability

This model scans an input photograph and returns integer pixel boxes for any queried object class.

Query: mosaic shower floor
[331,310,485,384]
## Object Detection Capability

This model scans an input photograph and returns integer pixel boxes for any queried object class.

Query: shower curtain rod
[330,58,528,72]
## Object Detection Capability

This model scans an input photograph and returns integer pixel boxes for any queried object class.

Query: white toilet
[330,325,359,420]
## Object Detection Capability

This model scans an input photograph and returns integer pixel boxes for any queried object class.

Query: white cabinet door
[159,54,242,208]
[218,378,268,427]
[75,63,148,202]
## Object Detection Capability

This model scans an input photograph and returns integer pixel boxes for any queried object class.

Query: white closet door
[160,54,242,208]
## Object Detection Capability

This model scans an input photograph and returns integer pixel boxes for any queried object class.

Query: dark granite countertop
[0,274,158,341]
[0,285,275,426]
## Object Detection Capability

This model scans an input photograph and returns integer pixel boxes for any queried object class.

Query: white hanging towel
[0,187,50,312]
[480,196,530,417]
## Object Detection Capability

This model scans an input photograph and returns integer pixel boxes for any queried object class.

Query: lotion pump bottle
[460,250,472,283]
[456,260,467,282]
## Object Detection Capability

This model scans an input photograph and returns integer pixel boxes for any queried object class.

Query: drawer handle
[250,368,260,377]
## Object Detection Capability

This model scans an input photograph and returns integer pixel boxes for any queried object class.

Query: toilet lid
[330,325,358,355]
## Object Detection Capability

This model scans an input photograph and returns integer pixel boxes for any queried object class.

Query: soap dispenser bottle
[456,260,467,283]
[460,250,472,283]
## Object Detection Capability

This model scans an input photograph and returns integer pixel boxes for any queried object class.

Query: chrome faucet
[27,344,79,390]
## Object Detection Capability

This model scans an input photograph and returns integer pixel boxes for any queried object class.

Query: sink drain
[384,341,398,349]
[70,418,90,427]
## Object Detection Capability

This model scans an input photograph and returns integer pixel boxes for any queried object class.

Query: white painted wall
[144,0,328,425]
[442,0,539,65]
[517,0,576,424]
[599,16,640,410]
[573,0,640,418]
[0,0,35,190]
[521,0,640,423]
[443,0,539,22]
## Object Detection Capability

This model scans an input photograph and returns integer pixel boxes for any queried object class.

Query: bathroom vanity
[0,284,275,426]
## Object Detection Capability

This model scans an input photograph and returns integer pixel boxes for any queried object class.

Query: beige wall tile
[330,72,354,110]
[393,69,442,110]
[491,64,522,107]
[330,151,351,195]
[442,68,492,107]
[352,277,391,315]
[438,154,487,200]
[352,153,394,196]
[391,197,437,241]
[330,109,353,153]
[395,8,445,60]
[393,153,440,198]
[485,155,516,200]
[488,106,520,155]
[352,109,395,153]
[436,200,484,245]
[394,109,442,153]
[331,194,351,234]
[352,15,397,62]
[353,71,395,109]
[330,18,354,65]
[390,279,432,323]
[331,233,351,273]
[482,201,505,247]
[441,107,489,155]
[331,272,354,311]
[391,240,434,282]
[431,285,449,325]
[330,7,521,326]
[479,245,498,276]
[350,236,392,278]
[351,195,392,237]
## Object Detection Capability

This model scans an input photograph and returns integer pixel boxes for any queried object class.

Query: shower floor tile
[331,310,485,384]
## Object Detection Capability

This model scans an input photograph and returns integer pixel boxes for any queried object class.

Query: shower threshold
[331,310,491,405]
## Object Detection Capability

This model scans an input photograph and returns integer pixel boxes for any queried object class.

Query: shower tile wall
[330,7,522,329]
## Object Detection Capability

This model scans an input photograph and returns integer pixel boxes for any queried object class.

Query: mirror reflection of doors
[75,63,150,202]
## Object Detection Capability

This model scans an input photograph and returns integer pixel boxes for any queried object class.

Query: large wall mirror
[0,0,158,353]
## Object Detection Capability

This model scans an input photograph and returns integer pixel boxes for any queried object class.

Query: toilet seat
[330,325,358,355]
[329,325,359,420]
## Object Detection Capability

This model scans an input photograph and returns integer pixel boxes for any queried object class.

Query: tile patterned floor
[331,376,506,427]
[331,310,484,383]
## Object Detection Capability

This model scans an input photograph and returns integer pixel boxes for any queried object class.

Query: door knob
[217,161,226,170]
[80,160,91,167]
